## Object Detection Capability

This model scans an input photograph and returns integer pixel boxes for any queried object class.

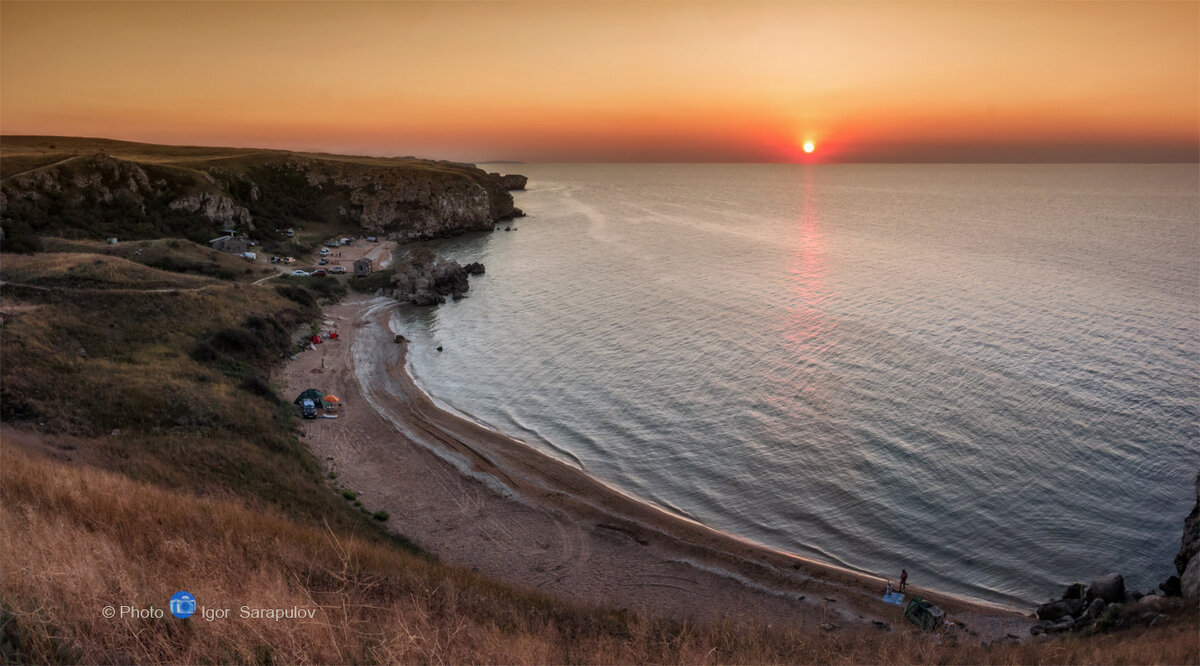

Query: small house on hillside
[209,235,248,254]
[354,257,374,277]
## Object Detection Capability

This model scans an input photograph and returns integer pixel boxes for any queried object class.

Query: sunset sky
[2,1,1197,163]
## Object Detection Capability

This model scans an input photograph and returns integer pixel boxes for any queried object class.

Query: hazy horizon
[2,1,1197,163]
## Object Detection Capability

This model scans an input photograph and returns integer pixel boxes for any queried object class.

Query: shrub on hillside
[209,327,262,354]
[276,284,316,307]
[239,374,279,403]
[0,219,44,254]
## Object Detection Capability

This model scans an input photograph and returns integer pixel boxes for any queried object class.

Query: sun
[803,141,815,154]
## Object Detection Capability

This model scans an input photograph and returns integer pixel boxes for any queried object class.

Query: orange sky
[2,1,1197,162]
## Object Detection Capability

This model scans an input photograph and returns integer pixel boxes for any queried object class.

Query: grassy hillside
[39,238,275,282]
[5,443,1195,665]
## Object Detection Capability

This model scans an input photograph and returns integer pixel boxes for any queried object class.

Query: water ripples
[392,164,1199,606]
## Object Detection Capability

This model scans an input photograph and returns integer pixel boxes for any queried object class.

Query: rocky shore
[1030,471,1199,637]
[388,246,485,305]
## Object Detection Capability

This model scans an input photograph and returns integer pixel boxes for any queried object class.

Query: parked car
[319,248,330,256]
[318,258,329,265]
[301,399,317,419]
[366,236,377,243]
[290,270,310,277]
[269,256,280,264]
[312,269,328,277]
[330,266,346,274]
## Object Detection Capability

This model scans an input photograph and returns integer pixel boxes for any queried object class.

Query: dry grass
[0,253,216,291]
[1,134,461,180]
[39,237,275,282]
[2,445,1196,665]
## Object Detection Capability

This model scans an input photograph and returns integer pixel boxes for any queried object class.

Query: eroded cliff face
[262,156,521,239]
[1,149,522,245]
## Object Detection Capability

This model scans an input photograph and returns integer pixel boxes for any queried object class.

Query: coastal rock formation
[490,173,528,191]
[1172,471,1200,599]
[1029,574,1165,636]
[264,156,522,239]
[390,247,482,306]
[1,137,526,249]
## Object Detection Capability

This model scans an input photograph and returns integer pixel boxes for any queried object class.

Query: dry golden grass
[1,134,461,180]
[39,237,275,282]
[2,444,1196,665]
[0,253,216,291]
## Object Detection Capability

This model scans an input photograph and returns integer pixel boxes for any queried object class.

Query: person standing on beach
[900,569,908,592]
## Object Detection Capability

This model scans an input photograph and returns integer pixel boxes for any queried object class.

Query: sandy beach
[279,290,1032,640]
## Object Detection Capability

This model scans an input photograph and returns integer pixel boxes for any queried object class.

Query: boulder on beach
[1083,598,1106,619]
[1087,573,1125,604]
[1036,599,1083,621]
[1062,582,1086,601]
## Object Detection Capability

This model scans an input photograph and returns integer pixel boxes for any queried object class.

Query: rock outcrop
[1,141,526,248]
[490,173,528,191]
[1168,471,1200,599]
[390,247,482,306]
[168,192,253,226]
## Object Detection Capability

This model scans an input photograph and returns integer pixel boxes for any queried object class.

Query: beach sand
[279,294,1031,639]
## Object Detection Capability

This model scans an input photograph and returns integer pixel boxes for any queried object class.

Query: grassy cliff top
[1,135,479,182]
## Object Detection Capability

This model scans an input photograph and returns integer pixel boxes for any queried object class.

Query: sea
[389,163,1199,608]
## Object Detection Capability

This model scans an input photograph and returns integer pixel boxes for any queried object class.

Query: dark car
[319,258,329,265]
[312,269,327,277]
[301,399,317,419]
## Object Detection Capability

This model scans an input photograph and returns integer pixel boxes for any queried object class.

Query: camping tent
[309,335,323,345]
[903,597,945,631]
[293,388,324,405]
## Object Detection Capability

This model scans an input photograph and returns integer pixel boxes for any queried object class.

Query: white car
[290,270,310,277]
[330,266,346,274]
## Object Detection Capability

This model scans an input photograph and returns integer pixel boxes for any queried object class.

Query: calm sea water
[390,164,1199,607]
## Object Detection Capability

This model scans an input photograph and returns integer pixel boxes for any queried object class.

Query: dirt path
[279,297,1031,640]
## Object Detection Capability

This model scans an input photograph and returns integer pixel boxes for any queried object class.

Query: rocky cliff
[0,137,524,248]
[388,246,485,305]
[1167,471,1200,599]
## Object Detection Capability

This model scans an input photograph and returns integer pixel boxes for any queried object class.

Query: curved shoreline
[282,295,1031,638]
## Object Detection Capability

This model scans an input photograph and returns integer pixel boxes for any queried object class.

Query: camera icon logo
[168,591,196,619]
